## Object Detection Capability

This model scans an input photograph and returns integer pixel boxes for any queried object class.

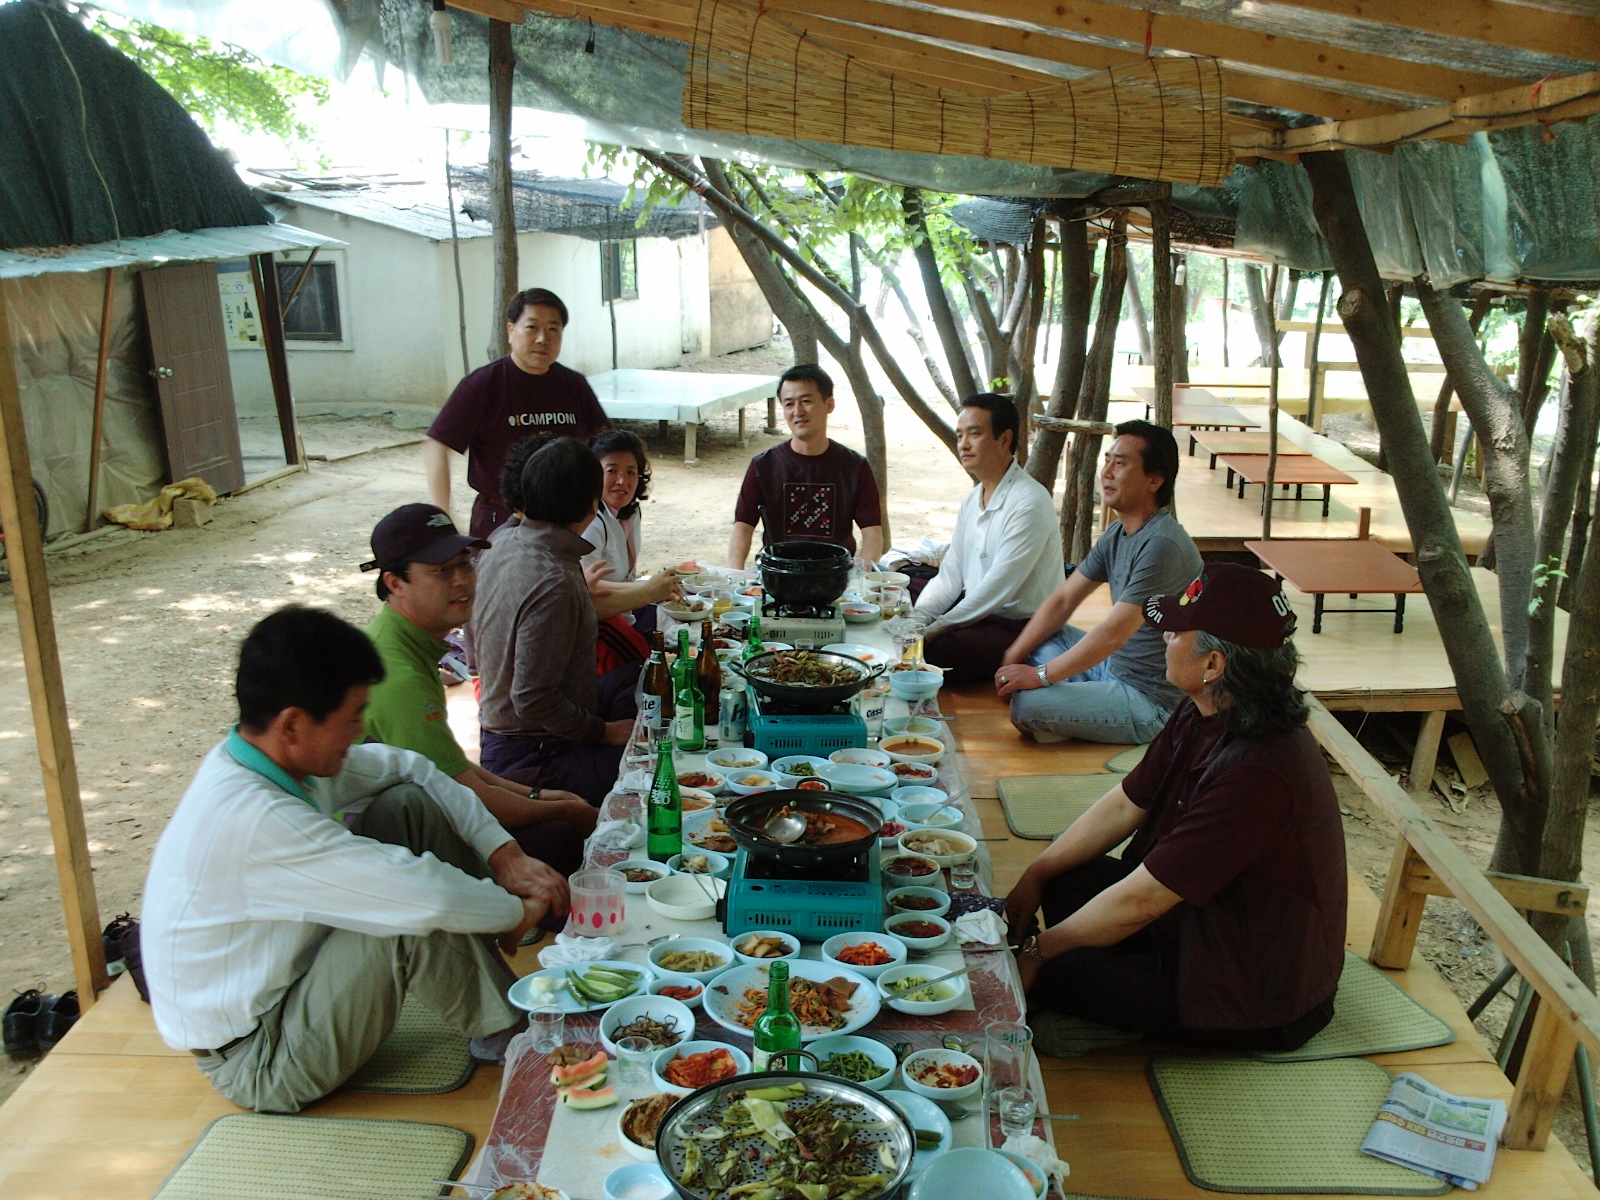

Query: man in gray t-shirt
[996,421,1202,745]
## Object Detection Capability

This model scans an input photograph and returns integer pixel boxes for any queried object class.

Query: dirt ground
[1,344,1597,1165]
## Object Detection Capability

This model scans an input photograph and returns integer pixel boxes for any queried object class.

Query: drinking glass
[569,868,627,935]
[617,1035,655,1084]
[997,1085,1038,1140]
[985,1021,1034,1138]
[531,1005,565,1053]
[950,856,977,892]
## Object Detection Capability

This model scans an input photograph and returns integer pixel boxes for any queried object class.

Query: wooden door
[140,263,245,493]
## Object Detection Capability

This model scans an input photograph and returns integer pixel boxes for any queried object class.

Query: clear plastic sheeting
[1236,116,1600,285]
[3,271,166,538]
[1493,119,1600,283]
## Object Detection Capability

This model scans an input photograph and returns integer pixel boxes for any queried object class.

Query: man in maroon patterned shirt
[728,364,883,568]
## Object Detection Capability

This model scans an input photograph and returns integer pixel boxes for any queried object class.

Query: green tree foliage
[84,10,329,147]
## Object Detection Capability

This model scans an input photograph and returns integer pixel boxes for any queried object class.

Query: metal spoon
[762,809,808,844]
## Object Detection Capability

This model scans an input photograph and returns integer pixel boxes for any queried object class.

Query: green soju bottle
[674,629,705,752]
[751,959,802,1071]
[646,736,682,863]
[741,612,764,663]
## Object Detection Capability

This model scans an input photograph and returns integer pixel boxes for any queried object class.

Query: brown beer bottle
[696,620,722,746]
[642,629,674,737]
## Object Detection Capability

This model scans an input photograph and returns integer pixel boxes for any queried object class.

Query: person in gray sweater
[473,436,637,803]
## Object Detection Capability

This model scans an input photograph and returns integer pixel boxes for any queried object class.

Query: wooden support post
[1371,839,1430,968]
[0,286,106,1005]
[1505,997,1580,1150]
[251,255,302,467]
[84,268,115,530]
[1410,710,1447,793]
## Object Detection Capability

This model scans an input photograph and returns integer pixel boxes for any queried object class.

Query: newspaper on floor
[1360,1071,1508,1190]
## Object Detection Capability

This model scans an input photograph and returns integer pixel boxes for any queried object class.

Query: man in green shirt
[361,504,597,875]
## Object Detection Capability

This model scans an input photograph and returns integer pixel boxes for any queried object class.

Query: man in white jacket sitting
[912,393,1065,685]
[141,606,567,1112]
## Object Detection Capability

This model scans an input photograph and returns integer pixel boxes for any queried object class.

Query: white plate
[822,643,892,668]
[702,959,879,1043]
[881,1089,952,1176]
[508,959,655,1014]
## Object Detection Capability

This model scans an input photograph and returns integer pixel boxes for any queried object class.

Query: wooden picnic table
[1215,453,1358,518]
[588,369,779,464]
[1245,538,1424,633]
[1189,430,1312,468]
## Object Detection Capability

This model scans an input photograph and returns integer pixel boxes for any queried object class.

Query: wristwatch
[1035,663,1050,687]
[1019,935,1044,962]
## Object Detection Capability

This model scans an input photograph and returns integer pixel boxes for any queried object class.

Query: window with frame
[276,260,343,341]
[600,240,638,302]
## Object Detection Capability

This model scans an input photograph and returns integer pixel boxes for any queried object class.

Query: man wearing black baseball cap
[362,504,597,877]
[1005,563,1347,1052]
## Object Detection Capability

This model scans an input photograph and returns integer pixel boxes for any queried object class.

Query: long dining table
[462,604,1053,1195]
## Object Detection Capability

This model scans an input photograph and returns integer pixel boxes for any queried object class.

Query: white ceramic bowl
[661,598,714,623]
[652,1039,752,1095]
[706,746,768,772]
[883,716,944,741]
[598,994,696,1056]
[677,768,726,795]
[820,931,908,980]
[830,747,892,768]
[885,886,952,919]
[647,972,707,1010]
[644,874,728,922]
[841,602,880,624]
[610,858,672,893]
[906,1148,1033,1200]
[603,1161,674,1200]
[724,768,784,797]
[887,668,944,702]
[899,1046,983,1099]
[880,852,943,888]
[881,735,946,765]
[887,761,940,787]
[881,968,972,1019]
[770,754,832,782]
[664,849,730,880]
[897,802,965,831]
[730,929,802,967]
[897,829,977,867]
[808,1033,898,1090]
[883,911,952,951]
[890,786,949,810]
[817,762,897,795]
[648,935,734,981]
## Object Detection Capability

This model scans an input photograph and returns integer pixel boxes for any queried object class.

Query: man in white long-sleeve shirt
[913,394,1065,686]
[141,606,567,1113]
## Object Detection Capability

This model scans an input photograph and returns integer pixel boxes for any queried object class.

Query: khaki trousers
[199,784,519,1112]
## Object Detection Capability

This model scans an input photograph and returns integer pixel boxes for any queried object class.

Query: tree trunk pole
[486,19,517,363]
[1026,209,1093,491]
[1302,152,1536,866]
[1149,190,1175,430]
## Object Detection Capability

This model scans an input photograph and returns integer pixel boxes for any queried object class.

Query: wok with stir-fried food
[656,1074,914,1200]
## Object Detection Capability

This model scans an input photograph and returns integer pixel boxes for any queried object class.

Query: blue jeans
[1008,625,1172,745]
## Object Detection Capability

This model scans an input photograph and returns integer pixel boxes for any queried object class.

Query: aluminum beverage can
[719,687,746,745]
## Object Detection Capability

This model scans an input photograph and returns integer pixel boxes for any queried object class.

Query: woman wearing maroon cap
[1004,563,1347,1051]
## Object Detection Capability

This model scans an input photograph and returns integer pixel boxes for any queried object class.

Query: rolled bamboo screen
[684,0,1232,187]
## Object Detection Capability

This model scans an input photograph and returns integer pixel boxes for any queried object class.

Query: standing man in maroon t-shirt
[425,289,611,541]
[728,364,884,568]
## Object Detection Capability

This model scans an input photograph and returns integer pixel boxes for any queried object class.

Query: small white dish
[652,1039,752,1095]
[899,1046,983,1099]
[648,935,733,981]
[820,931,908,980]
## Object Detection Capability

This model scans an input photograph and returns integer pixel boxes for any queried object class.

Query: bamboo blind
[683,0,1232,187]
